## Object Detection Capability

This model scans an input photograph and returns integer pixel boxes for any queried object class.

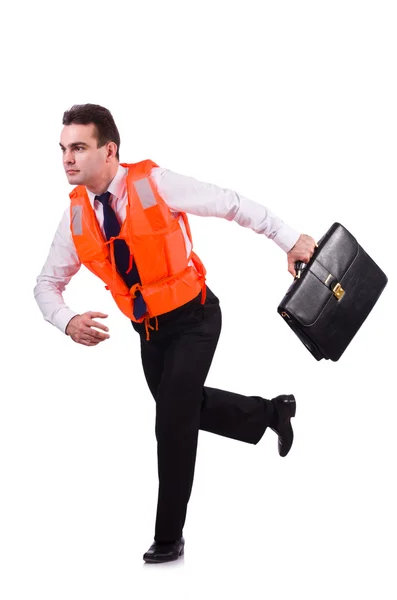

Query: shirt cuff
[53,308,79,334]
[272,224,301,253]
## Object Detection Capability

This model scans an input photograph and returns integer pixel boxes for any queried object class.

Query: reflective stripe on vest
[133,178,157,209]
[71,205,83,235]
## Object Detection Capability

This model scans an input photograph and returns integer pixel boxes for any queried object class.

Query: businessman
[34,104,316,563]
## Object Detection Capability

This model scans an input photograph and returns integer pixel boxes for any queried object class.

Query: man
[34,104,316,563]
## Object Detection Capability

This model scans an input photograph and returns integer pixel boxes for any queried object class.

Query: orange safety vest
[69,159,207,339]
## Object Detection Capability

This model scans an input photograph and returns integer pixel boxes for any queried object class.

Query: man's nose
[64,150,75,164]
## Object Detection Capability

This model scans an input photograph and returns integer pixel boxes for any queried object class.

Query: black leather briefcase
[277,222,388,361]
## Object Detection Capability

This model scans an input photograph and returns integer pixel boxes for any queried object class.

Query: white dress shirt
[34,165,300,333]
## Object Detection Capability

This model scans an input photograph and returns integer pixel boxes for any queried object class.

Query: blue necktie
[95,192,147,319]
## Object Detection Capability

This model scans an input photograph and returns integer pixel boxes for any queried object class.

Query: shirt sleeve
[33,207,81,333]
[150,167,300,252]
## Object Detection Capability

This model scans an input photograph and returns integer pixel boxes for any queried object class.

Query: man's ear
[106,142,117,160]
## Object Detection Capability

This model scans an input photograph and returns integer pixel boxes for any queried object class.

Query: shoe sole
[143,548,184,563]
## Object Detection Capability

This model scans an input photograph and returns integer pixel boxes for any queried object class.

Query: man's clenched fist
[287,234,317,277]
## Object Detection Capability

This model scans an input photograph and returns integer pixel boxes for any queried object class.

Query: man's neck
[86,163,119,195]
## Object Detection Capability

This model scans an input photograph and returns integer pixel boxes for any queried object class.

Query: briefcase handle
[294,261,306,279]
[294,243,319,279]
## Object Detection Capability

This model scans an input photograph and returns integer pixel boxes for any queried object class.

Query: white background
[1,1,396,598]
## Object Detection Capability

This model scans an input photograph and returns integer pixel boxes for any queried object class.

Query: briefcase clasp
[332,282,345,300]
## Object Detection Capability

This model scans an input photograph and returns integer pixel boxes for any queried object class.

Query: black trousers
[131,286,275,541]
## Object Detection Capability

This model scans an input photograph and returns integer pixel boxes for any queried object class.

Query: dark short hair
[62,104,120,160]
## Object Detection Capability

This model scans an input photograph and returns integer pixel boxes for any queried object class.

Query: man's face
[60,123,108,187]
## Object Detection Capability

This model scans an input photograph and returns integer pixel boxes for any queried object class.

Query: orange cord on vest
[126,253,133,274]
[144,315,158,340]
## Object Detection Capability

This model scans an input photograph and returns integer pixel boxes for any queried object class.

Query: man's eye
[75,147,84,151]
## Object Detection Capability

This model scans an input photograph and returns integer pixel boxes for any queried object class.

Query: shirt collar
[86,164,128,208]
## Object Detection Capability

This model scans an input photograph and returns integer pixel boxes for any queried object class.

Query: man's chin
[66,172,83,184]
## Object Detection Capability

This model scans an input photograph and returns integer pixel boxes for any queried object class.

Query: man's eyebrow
[59,141,90,149]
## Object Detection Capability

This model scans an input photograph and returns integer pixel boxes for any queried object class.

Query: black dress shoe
[271,394,296,457]
[143,537,185,563]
